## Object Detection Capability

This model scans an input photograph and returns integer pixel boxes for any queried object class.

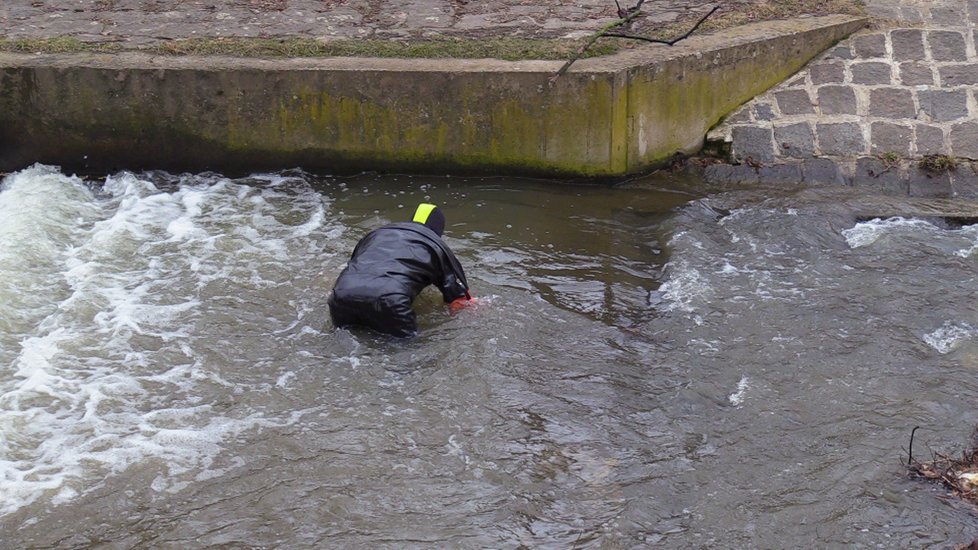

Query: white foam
[653,260,710,313]
[950,225,978,257]
[729,377,749,406]
[923,322,977,354]
[717,261,739,275]
[0,166,333,516]
[0,165,100,355]
[842,217,937,248]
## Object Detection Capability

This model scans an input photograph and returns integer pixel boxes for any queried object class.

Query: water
[2,164,978,547]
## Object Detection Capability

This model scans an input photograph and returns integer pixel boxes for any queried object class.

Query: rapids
[1,164,977,547]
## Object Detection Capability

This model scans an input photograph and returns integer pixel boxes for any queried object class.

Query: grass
[0,36,619,61]
[918,154,959,173]
[150,36,619,60]
[878,151,901,169]
[0,37,122,54]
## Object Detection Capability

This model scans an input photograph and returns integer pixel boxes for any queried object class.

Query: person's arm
[434,243,475,312]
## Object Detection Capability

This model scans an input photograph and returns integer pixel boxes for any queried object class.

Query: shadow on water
[2,165,978,547]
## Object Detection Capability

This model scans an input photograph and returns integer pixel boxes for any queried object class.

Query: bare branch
[606,5,720,45]
[551,7,644,79]
[552,3,720,81]
[909,426,920,466]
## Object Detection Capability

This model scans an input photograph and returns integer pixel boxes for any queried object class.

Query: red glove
[448,296,477,314]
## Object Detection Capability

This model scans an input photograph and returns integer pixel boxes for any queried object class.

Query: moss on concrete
[226,73,621,177]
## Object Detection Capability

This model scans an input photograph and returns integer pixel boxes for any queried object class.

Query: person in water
[328,203,475,337]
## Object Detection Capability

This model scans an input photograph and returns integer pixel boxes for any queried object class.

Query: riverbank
[0,7,865,177]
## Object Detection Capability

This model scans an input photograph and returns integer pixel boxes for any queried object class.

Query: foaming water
[0,166,337,516]
[642,189,978,546]
[0,166,100,358]
[2,168,978,547]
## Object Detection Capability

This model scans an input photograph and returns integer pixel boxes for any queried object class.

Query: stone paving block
[868,88,916,118]
[703,163,760,185]
[755,103,775,121]
[852,33,886,58]
[940,61,978,86]
[731,126,775,164]
[377,1,458,30]
[774,89,815,115]
[952,122,978,159]
[870,122,912,156]
[881,177,912,196]
[774,123,815,158]
[969,1,978,26]
[784,74,807,87]
[758,163,803,185]
[818,123,866,156]
[802,157,847,185]
[951,163,978,199]
[928,31,968,62]
[725,108,752,124]
[898,62,935,86]
[908,167,953,198]
[899,7,924,24]
[869,6,902,22]
[918,89,969,122]
[827,44,854,60]
[853,157,908,195]
[892,29,926,61]
[851,62,893,85]
[810,62,846,85]
[817,86,857,115]
[930,6,967,27]
[915,124,947,156]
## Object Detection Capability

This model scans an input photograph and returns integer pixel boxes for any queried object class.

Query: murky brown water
[2,165,977,548]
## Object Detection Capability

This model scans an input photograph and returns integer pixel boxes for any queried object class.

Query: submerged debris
[908,426,978,505]
[907,427,978,549]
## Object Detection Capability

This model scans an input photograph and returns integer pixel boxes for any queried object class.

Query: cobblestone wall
[706,0,978,195]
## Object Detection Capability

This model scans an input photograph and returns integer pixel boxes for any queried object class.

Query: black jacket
[332,222,470,302]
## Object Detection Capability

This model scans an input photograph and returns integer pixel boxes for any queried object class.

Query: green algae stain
[624,34,836,170]
[242,75,623,177]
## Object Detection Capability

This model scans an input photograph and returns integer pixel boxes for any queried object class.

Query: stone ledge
[695,156,978,200]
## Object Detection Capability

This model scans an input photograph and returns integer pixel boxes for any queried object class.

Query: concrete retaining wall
[0,15,864,177]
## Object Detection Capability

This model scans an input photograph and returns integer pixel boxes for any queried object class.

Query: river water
[2,163,977,548]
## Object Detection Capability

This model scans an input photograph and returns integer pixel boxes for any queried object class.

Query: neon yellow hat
[412,203,445,236]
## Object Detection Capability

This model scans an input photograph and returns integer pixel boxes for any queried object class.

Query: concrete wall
[0,15,864,177]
